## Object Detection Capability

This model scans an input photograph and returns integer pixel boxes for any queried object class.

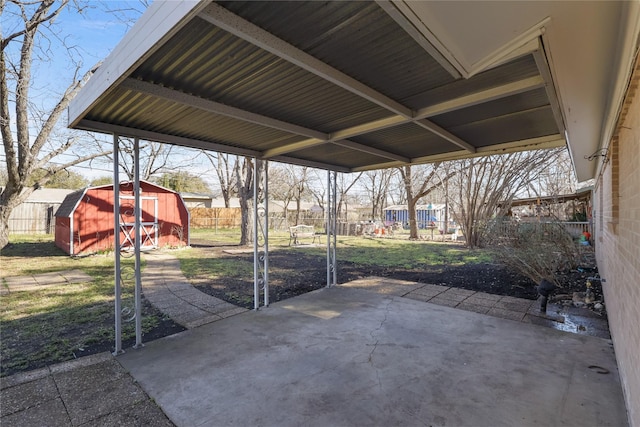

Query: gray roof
[55,190,85,218]
[68,1,637,179]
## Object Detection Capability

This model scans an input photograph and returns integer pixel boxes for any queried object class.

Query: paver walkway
[0,352,173,426]
[1,269,92,295]
[142,252,248,329]
[340,276,611,338]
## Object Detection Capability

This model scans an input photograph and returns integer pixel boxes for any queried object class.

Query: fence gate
[119,195,158,250]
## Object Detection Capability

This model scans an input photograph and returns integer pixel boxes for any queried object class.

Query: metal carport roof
[68,0,570,173]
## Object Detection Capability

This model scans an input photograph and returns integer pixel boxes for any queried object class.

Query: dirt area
[190,244,603,310]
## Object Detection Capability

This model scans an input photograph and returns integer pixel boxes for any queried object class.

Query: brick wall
[595,58,640,426]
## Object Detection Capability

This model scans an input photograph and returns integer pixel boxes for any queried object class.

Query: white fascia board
[68,0,208,128]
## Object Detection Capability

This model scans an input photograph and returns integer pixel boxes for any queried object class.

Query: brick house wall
[595,56,640,426]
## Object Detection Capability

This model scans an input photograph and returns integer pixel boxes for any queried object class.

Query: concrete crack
[367,298,394,389]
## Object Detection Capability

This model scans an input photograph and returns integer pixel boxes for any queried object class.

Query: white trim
[69,213,74,255]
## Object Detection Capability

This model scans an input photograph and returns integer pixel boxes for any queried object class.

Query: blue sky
[2,1,153,180]
[28,2,144,109]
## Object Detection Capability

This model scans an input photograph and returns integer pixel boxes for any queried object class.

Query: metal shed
[54,181,189,255]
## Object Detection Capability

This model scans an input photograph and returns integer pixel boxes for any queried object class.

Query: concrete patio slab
[118,287,627,427]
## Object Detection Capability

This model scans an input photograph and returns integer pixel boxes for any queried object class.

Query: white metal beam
[329,116,408,140]
[351,134,565,171]
[262,138,325,159]
[410,134,565,164]
[270,155,351,173]
[329,140,410,163]
[415,75,546,119]
[121,78,328,141]
[198,3,413,118]
[413,119,477,153]
[77,120,262,158]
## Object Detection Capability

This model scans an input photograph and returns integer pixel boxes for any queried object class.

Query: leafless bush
[484,219,580,288]
[171,224,185,245]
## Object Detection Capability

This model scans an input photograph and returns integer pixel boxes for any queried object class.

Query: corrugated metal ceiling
[70,0,566,172]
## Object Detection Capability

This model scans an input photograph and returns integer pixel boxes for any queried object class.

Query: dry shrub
[485,219,580,288]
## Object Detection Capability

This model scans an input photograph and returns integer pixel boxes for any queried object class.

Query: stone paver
[141,252,248,329]
[342,276,575,331]
[0,353,173,427]
[2,270,92,294]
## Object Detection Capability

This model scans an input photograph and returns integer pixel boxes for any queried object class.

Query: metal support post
[326,170,337,287]
[113,134,122,355]
[253,159,269,309]
[133,138,143,348]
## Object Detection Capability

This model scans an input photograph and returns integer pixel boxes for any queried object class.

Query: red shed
[55,181,189,255]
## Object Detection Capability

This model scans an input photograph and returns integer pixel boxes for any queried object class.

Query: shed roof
[54,180,182,218]
[68,1,640,181]
[55,190,85,218]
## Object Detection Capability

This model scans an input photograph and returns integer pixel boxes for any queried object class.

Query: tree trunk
[237,157,253,246]
[0,185,33,249]
[236,158,263,246]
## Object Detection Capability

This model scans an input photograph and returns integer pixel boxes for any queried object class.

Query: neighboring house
[4,188,75,234]
[54,181,189,255]
[384,204,447,227]
[181,192,214,208]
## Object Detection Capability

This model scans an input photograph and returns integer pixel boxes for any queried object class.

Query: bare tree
[206,152,238,207]
[284,165,309,225]
[113,139,174,181]
[267,164,311,225]
[448,149,564,248]
[398,163,455,239]
[307,169,326,214]
[336,172,362,221]
[236,157,264,246]
[268,165,295,214]
[362,169,396,220]
[1,0,113,249]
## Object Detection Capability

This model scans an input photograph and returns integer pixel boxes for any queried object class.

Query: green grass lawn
[315,236,491,268]
[0,235,166,377]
